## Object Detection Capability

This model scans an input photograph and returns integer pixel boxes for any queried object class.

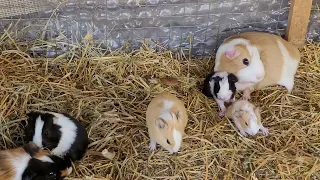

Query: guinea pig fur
[146,92,188,154]
[24,111,89,162]
[214,31,300,100]
[226,100,269,136]
[0,142,72,180]
[202,71,238,117]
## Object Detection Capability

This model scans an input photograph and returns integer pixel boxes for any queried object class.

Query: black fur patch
[22,155,71,180]
[227,73,238,99]
[202,72,216,98]
[60,113,89,161]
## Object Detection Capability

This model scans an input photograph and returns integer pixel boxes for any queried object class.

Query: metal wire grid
[0,0,293,57]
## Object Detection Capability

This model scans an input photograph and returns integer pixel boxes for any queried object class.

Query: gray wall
[0,0,318,57]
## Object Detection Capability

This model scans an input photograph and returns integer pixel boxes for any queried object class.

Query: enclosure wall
[0,0,319,56]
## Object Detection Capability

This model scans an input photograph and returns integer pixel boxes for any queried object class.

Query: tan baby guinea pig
[146,92,188,153]
[226,99,269,136]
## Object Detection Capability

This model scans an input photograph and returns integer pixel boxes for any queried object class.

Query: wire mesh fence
[0,0,319,57]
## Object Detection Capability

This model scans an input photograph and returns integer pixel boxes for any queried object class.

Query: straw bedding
[0,39,319,179]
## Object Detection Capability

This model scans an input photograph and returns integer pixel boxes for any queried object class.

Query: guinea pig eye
[245,122,248,126]
[45,131,49,136]
[166,139,171,145]
[242,58,249,66]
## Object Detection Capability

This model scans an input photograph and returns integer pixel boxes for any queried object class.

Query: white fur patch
[217,76,232,101]
[12,153,31,180]
[172,128,182,152]
[159,112,173,121]
[33,116,44,148]
[48,112,77,157]
[276,40,299,91]
[36,155,54,163]
[215,38,265,89]
[67,167,73,175]
[212,72,233,101]
[162,100,174,111]
[159,100,175,121]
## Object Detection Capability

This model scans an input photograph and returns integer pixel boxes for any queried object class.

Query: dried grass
[0,27,319,179]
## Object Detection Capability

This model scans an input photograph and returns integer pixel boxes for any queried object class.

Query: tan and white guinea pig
[146,92,188,154]
[214,32,300,100]
[226,99,269,136]
[0,142,72,180]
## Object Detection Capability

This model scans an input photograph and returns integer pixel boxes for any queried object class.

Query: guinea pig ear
[228,73,238,83]
[155,118,167,129]
[224,47,240,59]
[233,111,242,119]
[175,111,182,121]
[211,75,222,82]
[26,111,40,122]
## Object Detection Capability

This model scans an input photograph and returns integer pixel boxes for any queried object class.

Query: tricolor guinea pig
[0,142,72,180]
[214,32,300,100]
[226,99,269,136]
[202,71,238,117]
[24,111,89,162]
[146,92,188,154]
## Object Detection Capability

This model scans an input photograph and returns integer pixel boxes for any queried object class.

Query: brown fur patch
[0,147,27,180]
[217,44,251,75]
[61,169,69,177]
[33,149,51,159]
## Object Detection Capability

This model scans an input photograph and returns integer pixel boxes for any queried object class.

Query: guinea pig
[0,142,72,180]
[214,31,301,100]
[202,71,238,117]
[24,111,89,162]
[226,99,269,136]
[146,92,188,154]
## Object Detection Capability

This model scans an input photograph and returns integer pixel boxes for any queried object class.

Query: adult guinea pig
[24,111,89,162]
[146,92,188,154]
[0,142,72,180]
[202,71,238,117]
[214,32,300,100]
[226,99,269,136]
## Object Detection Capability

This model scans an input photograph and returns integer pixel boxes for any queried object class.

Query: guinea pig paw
[242,94,250,100]
[149,141,157,151]
[261,127,269,136]
[239,130,247,137]
[218,111,226,118]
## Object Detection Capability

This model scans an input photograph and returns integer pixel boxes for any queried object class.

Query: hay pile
[0,37,319,179]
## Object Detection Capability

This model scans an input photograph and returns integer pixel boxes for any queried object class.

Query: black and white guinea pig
[0,142,72,180]
[202,71,238,117]
[24,111,89,162]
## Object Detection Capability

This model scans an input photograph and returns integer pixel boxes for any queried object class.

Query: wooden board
[285,0,313,47]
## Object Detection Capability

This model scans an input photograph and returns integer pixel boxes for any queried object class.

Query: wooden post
[285,0,313,47]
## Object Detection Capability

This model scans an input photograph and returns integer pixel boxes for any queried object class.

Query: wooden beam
[285,0,313,47]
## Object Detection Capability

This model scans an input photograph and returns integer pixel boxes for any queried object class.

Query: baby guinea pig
[202,71,238,117]
[24,111,89,162]
[146,92,188,154]
[0,142,72,180]
[226,99,269,136]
